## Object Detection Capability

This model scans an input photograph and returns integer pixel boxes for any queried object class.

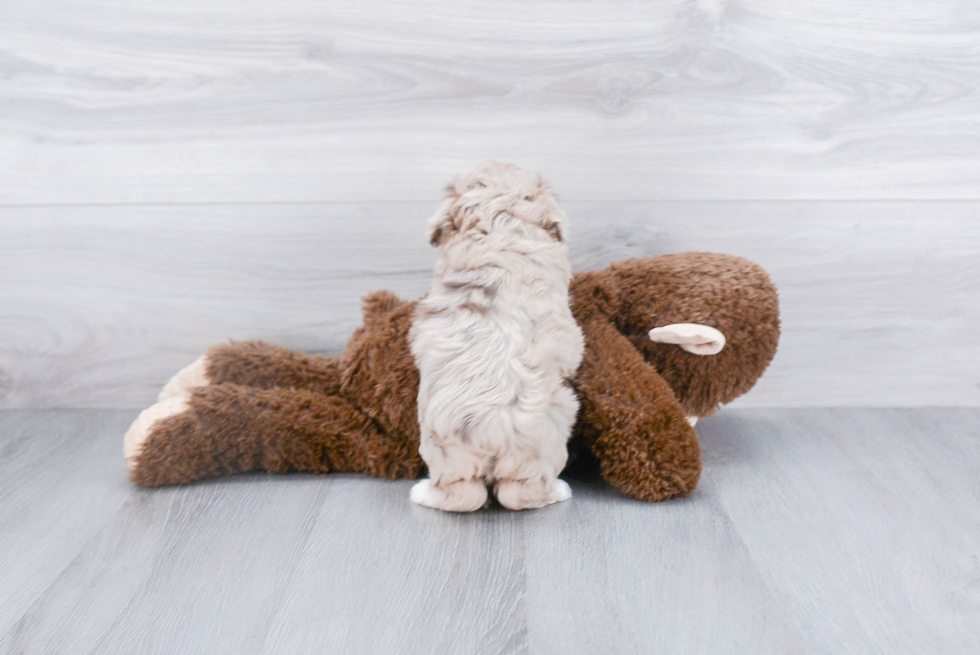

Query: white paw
[410,478,488,512]
[649,323,726,355]
[551,478,573,502]
[687,416,698,427]
[410,479,438,506]
[124,396,188,472]
[158,355,209,402]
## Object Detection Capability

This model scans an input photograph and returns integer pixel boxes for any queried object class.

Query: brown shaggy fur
[131,253,779,502]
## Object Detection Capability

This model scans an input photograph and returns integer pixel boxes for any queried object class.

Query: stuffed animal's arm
[126,383,423,486]
[574,316,702,501]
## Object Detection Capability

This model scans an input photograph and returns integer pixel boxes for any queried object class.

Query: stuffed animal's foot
[158,355,209,402]
[649,323,726,355]
[410,478,488,512]
[124,396,189,473]
[494,478,572,511]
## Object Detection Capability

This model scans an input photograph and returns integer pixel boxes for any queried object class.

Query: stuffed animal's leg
[158,340,342,402]
[574,316,701,502]
[126,383,422,486]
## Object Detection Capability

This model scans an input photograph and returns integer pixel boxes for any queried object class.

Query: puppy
[409,162,584,512]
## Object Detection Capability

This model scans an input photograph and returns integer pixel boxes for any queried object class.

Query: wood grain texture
[1,201,977,409]
[1,408,977,654]
[697,409,980,653]
[0,411,134,638]
[261,480,528,654]
[521,485,807,653]
[1,0,979,204]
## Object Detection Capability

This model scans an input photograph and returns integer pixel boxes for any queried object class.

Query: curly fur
[409,163,584,511]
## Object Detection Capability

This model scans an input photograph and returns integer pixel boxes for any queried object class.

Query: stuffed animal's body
[124,252,779,502]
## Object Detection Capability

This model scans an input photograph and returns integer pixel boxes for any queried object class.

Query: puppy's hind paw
[410,478,488,513]
[495,478,572,510]
[551,478,573,502]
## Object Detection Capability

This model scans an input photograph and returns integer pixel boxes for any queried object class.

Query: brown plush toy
[124,252,779,502]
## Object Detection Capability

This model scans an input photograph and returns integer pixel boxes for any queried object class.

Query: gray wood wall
[2,0,978,409]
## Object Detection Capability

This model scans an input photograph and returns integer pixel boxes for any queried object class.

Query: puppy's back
[409,163,584,512]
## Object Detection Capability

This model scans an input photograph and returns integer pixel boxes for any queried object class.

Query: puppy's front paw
[410,478,488,512]
[124,396,189,474]
[649,323,726,355]
[158,355,210,402]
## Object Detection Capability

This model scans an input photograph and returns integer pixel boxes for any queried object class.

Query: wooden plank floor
[1,408,977,654]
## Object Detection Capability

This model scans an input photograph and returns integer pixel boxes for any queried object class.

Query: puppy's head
[427,162,565,248]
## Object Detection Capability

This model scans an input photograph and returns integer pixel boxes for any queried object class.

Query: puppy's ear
[427,212,455,247]
[542,197,566,242]
[544,219,564,242]
[427,209,458,247]
[427,184,461,247]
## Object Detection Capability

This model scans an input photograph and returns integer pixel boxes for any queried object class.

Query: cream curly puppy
[409,162,584,512]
